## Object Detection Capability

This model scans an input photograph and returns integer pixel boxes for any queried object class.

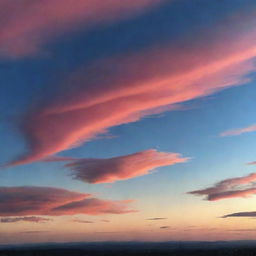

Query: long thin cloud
[220,124,256,137]
[188,173,256,201]
[222,211,256,218]
[146,217,168,221]
[65,149,189,184]
[247,161,256,165]
[0,186,135,216]
[0,216,52,223]
[73,219,94,224]
[7,6,256,166]
[19,231,49,234]
[0,0,163,58]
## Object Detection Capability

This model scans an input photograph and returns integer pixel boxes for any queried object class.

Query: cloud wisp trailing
[101,219,110,223]
[65,150,189,184]
[0,186,135,217]
[73,219,94,224]
[0,0,163,58]
[247,161,256,165]
[146,217,168,221]
[222,211,256,218]
[188,173,256,201]
[20,231,49,234]
[0,216,52,223]
[7,4,256,166]
[220,124,256,137]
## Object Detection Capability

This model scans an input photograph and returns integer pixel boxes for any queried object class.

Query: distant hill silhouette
[1,241,256,256]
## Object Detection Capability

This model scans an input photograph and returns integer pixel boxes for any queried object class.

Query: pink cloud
[188,173,256,201]
[220,124,256,137]
[65,149,188,184]
[0,0,163,58]
[247,161,256,165]
[0,186,135,216]
[146,217,168,221]
[7,8,256,166]
[0,216,52,223]
[52,198,135,215]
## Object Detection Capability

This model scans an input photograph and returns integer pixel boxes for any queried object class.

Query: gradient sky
[1,0,256,245]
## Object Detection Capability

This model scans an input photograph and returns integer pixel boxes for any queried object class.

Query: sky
[1,0,256,245]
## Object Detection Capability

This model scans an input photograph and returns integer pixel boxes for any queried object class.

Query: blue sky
[1,0,256,244]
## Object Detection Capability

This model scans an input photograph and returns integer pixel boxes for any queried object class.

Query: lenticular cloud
[7,3,256,166]
[65,149,189,184]
[0,186,135,216]
[220,124,256,137]
[0,216,52,223]
[188,173,256,201]
[0,0,163,58]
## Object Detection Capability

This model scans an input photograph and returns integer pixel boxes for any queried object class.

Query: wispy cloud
[65,150,188,184]
[222,211,256,218]
[0,186,135,217]
[19,231,49,234]
[146,217,168,221]
[247,161,256,165]
[160,226,170,229]
[188,173,256,201]
[73,219,94,224]
[0,216,52,223]
[228,229,256,232]
[0,0,163,58]
[7,3,256,166]
[220,124,256,137]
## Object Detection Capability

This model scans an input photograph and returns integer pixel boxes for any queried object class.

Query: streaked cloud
[0,216,52,223]
[101,219,110,223]
[65,150,188,184]
[7,2,256,166]
[188,173,256,201]
[0,186,135,216]
[19,231,49,234]
[247,161,256,165]
[146,217,168,221]
[222,211,256,218]
[229,229,256,232]
[0,0,163,58]
[73,219,94,224]
[160,226,170,229]
[220,124,256,137]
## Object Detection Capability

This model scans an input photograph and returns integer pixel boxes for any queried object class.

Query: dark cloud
[160,226,170,229]
[222,211,256,218]
[0,216,52,223]
[0,186,135,217]
[65,150,188,184]
[188,173,256,201]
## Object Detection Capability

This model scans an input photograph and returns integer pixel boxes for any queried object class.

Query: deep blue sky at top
[0,0,256,201]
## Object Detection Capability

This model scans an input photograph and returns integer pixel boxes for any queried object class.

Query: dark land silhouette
[2,241,256,256]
